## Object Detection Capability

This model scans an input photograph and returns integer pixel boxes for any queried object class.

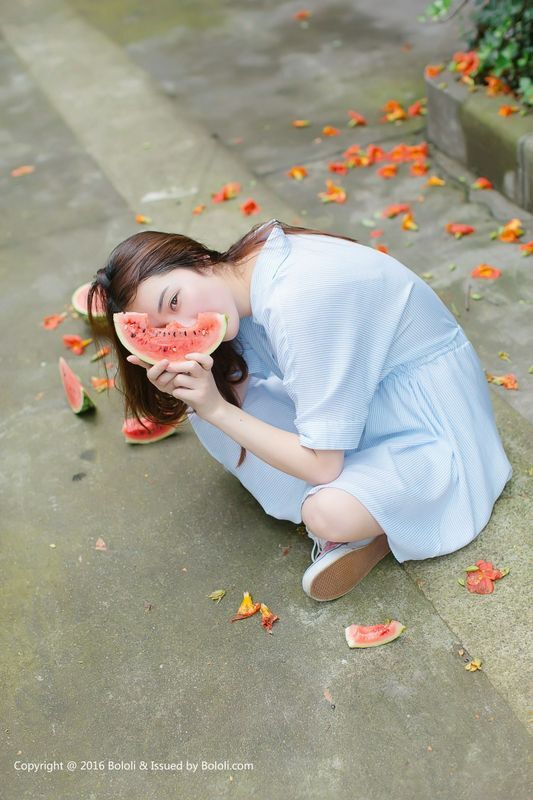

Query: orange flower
[192,204,206,215]
[376,164,397,179]
[471,177,493,190]
[287,165,308,180]
[230,591,261,621]
[498,218,524,242]
[426,175,446,186]
[366,144,387,164]
[318,179,346,204]
[10,164,35,177]
[293,9,311,20]
[260,603,280,634]
[135,214,152,224]
[386,144,410,163]
[498,105,519,117]
[485,75,511,96]
[446,223,475,238]
[425,64,445,79]
[410,161,429,176]
[376,244,389,254]
[91,376,115,392]
[486,372,518,390]
[471,263,501,279]
[407,142,429,160]
[42,312,67,330]
[322,125,340,136]
[450,50,479,77]
[342,144,361,160]
[519,240,533,256]
[370,229,384,239]
[380,99,407,123]
[212,182,241,202]
[463,560,508,594]
[292,119,311,128]
[90,346,110,363]
[407,100,426,117]
[402,212,418,231]
[328,161,349,175]
[240,198,260,216]
[347,110,367,127]
[381,203,411,218]
[63,335,93,355]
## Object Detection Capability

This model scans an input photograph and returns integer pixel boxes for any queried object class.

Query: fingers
[146,360,171,383]
[126,355,154,370]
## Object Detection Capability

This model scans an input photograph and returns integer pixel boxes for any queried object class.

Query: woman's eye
[170,291,180,310]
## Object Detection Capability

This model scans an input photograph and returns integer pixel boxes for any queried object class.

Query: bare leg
[301,487,385,543]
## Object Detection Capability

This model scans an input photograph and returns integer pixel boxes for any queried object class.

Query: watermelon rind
[58,357,95,415]
[345,620,406,648]
[113,311,228,365]
[72,281,106,319]
[122,417,178,444]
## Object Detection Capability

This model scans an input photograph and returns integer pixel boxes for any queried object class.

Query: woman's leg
[301,487,385,543]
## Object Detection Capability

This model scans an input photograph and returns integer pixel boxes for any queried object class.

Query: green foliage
[420,0,533,106]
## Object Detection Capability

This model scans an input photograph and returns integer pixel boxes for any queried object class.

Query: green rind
[59,357,96,414]
[345,621,406,648]
[113,311,228,365]
[75,391,96,415]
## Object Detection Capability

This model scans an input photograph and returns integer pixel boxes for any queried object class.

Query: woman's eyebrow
[158,285,169,313]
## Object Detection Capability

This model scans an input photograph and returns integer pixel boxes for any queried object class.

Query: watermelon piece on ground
[113,311,228,365]
[345,620,405,648]
[72,281,106,319]
[122,416,178,444]
[59,357,95,414]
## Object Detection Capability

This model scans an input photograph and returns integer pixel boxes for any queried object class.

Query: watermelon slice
[113,311,228,365]
[345,620,405,648]
[72,281,106,319]
[122,416,177,444]
[59,357,95,414]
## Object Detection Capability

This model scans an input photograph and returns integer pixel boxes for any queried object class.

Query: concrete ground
[1,1,532,799]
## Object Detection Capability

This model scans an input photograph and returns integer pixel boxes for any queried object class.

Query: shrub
[420,0,532,106]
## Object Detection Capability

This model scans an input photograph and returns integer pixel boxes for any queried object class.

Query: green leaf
[457,578,465,586]
[465,565,480,572]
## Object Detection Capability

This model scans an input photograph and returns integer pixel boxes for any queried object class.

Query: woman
[88,218,512,602]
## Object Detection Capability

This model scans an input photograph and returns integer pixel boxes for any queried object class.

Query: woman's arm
[207,401,344,485]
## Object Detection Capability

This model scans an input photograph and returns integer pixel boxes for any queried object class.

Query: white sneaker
[302,531,391,601]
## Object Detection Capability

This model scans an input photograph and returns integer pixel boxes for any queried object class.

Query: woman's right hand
[126,356,181,395]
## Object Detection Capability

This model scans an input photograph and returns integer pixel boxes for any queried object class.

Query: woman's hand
[126,352,227,422]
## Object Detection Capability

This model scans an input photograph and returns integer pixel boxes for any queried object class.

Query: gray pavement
[1,2,532,799]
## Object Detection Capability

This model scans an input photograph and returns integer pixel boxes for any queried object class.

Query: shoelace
[308,532,338,562]
[308,530,376,562]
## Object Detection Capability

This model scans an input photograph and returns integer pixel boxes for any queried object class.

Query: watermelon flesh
[113,311,228,365]
[122,416,177,444]
[345,620,405,648]
[72,282,106,319]
[59,357,95,414]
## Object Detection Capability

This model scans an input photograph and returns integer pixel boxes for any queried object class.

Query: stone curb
[425,70,533,212]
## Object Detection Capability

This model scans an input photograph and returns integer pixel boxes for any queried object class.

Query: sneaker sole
[302,534,391,601]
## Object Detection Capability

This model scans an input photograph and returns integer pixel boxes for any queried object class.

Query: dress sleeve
[268,273,400,451]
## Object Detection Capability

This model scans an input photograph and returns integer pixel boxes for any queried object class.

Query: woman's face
[126,266,240,340]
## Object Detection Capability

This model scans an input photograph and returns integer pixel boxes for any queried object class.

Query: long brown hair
[87,218,359,467]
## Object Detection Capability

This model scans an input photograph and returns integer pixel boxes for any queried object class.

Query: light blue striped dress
[187,220,512,562]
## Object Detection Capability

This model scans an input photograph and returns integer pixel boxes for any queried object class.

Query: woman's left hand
[170,352,226,422]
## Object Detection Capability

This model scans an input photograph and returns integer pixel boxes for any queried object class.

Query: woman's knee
[301,487,385,540]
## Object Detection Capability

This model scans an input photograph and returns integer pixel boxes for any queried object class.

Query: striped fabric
[188,220,512,562]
